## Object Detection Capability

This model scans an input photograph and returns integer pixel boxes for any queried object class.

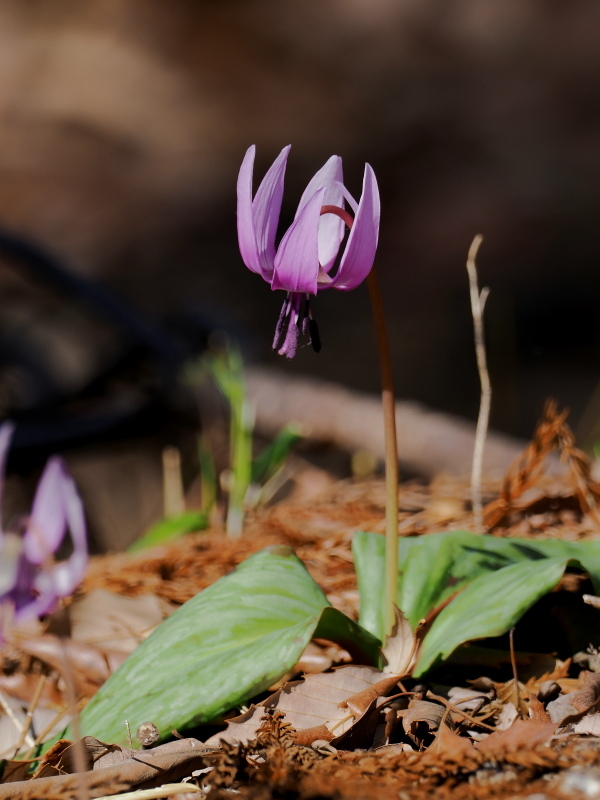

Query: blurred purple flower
[237,145,380,357]
[0,422,88,632]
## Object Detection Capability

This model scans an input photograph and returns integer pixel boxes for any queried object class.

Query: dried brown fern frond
[484,400,600,529]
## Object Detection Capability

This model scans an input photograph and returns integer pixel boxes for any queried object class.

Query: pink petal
[23,457,67,564]
[331,164,380,291]
[272,188,326,294]
[251,145,291,279]
[296,156,345,272]
[30,470,87,605]
[237,146,262,275]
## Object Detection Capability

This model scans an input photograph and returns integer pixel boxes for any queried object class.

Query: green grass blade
[127,510,208,553]
[251,425,302,485]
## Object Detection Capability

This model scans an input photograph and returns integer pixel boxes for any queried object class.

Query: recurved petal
[237,145,262,275]
[23,457,67,564]
[272,188,325,294]
[296,156,345,271]
[252,145,291,279]
[331,164,380,291]
[30,468,87,602]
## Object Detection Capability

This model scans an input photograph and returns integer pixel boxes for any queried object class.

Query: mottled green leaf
[72,545,379,746]
[413,556,569,675]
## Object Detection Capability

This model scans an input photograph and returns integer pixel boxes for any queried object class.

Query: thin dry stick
[509,627,519,687]
[367,268,399,638]
[0,687,35,750]
[94,784,202,800]
[12,674,46,755]
[427,691,497,732]
[60,638,90,800]
[466,234,491,531]
[23,700,77,759]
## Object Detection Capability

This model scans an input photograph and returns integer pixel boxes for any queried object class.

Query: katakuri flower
[0,422,88,634]
[237,145,380,357]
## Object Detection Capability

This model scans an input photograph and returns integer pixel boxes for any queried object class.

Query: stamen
[272,293,291,351]
[272,293,322,358]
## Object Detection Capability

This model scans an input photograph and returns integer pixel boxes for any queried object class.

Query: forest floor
[3,404,600,799]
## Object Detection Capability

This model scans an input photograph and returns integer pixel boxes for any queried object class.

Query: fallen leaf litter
[4,404,600,797]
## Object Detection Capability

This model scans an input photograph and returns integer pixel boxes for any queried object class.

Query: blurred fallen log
[246,368,526,479]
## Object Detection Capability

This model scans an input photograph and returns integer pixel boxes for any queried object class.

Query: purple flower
[0,422,88,632]
[237,145,380,357]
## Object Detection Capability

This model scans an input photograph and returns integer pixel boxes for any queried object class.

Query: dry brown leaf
[572,672,600,714]
[338,674,401,717]
[427,722,475,758]
[4,738,212,799]
[447,685,494,714]
[381,607,421,677]
[528,694,551,722]
[399,700,447,736]
[268,641,350,690]
[14,635,127,698]
[573,713,600,736]
[69,589,175,654]
[35,736,125,778]
[495,678,529,719]
[495,701,519,731]
[207,665,390,746]
[476,719,556,757]
[525,658,572,695]
[0,673,64,709]
[547,692,579,725]
[0,759,36,784]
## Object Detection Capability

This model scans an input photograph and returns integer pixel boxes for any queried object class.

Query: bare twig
[94,786,201,800]
[466,234,491,531]
[12,674,46,755]
[60,637,90,800]
[0,688,35,750]
[427,691,497,731]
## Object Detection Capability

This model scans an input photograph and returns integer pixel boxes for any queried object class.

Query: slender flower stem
[319,203,399,637]
[366,268,399,638]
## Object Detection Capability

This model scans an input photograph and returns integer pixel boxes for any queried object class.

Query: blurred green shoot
[128,445,209,553]
[128,510,208,553]
[198,433,217,517]
[202,343,302,536]
[204,346,253,537]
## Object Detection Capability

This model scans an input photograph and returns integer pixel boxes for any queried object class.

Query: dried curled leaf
[207,665,393,746]
[476,719,556,757]
[381,607,422,677]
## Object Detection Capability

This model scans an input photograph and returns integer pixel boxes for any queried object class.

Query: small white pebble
[560,767,600,798]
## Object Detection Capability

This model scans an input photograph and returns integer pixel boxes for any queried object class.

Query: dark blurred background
[1,0,600,544]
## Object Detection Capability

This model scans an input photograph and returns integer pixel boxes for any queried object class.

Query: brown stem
[366,268,399,638]
[319,203,399,638]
